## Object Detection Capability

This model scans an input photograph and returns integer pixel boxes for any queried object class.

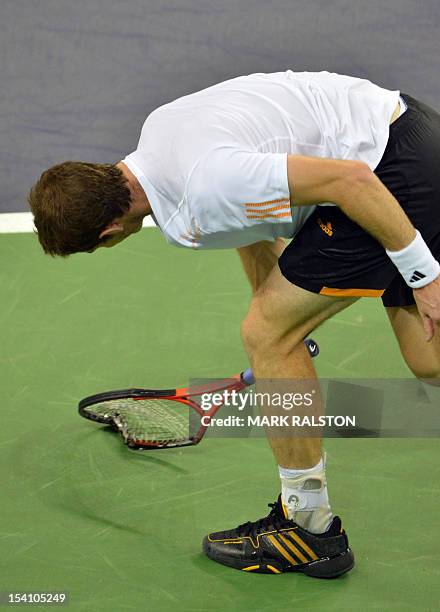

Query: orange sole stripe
[243,565,260,571]
[319,287,385,298]
[267,565,281,574]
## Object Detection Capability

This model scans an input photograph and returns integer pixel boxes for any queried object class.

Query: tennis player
[29,70,440,578]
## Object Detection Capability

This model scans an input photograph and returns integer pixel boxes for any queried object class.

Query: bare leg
[236,238,286,294]
[241,264,357,469]
[386,305,440,381]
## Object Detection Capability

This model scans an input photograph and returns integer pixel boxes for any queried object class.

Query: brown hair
[28,161,131,256]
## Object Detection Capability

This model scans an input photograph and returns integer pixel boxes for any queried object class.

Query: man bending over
[29,70,440,578]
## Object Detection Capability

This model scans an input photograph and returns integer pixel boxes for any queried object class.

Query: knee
[406,363,440,385]
[397,340,440,382]
[415,370,440,386]
[241,302,303,361]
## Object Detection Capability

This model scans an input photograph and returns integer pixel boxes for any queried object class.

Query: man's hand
[413,275,440,341]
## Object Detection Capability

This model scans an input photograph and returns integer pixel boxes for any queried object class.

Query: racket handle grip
[241,368,255,385]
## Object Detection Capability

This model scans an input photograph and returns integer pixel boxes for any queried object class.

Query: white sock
[279,456,333,534]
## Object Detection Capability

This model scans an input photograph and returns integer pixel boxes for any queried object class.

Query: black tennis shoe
[202,496,354,578]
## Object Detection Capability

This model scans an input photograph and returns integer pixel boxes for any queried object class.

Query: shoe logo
[287,494,300,509]
[409,270,426,283]
[317,218,333,236]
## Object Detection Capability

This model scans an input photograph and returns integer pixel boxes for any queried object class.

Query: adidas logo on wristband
[386,231,439,288]
[409,270,427,283]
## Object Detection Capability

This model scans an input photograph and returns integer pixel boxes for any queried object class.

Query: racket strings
[82,397,191,446]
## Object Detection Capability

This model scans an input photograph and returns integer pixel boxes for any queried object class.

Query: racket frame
[78,338,319,449]
[78,372,250,449]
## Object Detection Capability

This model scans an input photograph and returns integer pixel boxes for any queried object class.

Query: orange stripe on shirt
[246,212,292,220]
[245,203,291,214]
[243,197,290,207]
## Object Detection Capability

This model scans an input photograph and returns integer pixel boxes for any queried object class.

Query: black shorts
[278,93,440,307]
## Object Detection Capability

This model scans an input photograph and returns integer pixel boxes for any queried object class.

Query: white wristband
[386,230,440,288]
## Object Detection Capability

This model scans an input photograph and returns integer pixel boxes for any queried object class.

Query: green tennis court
[1,229,439,611]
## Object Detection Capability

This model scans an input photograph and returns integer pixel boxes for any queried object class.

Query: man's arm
[287,155,440,340]
[287,155,415,250]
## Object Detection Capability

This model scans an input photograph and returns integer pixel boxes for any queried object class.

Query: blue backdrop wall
[1,0,439,212]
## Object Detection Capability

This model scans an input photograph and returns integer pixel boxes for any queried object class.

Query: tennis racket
[78,338,319,450]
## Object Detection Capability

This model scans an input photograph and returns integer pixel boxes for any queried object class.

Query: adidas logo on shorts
[317,218,333,237]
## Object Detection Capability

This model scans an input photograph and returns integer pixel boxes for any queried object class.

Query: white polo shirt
[123,70,400,249]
